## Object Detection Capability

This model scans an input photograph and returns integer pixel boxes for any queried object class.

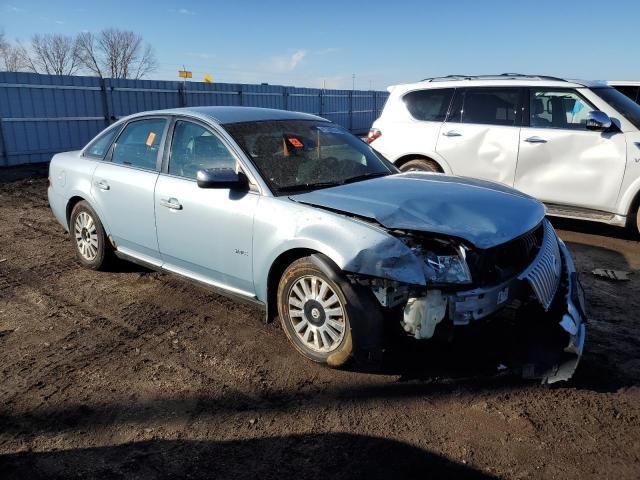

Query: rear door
[435,87,523,185]
[514,88,627,212]
[91,117,168,265]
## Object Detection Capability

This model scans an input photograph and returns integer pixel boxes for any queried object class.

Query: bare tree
[28,34,80,75]
[75,32,103,77]
[0,31,29,72]
[76,28,157,79]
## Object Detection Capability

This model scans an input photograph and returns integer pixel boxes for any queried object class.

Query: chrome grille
[518,220,561,310]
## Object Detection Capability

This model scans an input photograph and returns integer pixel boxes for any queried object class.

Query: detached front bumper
[543,239,587,384]
[401,222,586,383]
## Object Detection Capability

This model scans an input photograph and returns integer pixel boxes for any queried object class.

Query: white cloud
[315,47,340,55]
[264,50,307,73]
[178,8,196,15]
[6,5,25,13]
[186,52,216,60]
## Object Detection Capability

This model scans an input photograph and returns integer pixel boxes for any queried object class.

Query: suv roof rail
[420,73,569,83]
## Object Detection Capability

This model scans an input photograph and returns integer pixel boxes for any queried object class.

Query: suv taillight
[366,128,381,143]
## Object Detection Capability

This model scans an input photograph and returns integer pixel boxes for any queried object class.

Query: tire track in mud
[0,261,270,406]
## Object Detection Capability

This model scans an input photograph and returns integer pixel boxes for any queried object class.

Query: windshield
[591,87,640,130]
[224,120,396,195]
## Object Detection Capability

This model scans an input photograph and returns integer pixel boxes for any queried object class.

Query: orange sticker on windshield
[145,132,156,146]
[288,137,304,148]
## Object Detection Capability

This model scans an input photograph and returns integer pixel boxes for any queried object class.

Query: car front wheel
[277,257,353,367]
[69,201,113,270]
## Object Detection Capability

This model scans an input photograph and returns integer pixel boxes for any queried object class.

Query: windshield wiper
[278,181,343,193]
[342,171,390,184]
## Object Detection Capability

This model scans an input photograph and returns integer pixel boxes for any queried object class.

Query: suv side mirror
[197,168,249,190]
[585,111,612,131]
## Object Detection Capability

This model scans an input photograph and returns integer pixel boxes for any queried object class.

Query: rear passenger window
[84,126,119,159]
[111,118,166,170]
[169,121,236,179]
[403,88,454,121]
[461,88,521,126]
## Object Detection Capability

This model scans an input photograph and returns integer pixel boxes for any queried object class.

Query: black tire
[399,158,442,173]
[626,206,640,237]
[69,201,114,270]
[278,257,354,367]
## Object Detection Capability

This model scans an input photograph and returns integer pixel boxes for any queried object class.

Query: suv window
[169,120,236,179]
[529,89,595,130]
[84,125,119,159]
[613,85,639,103]
[403,88,453,121]
[592,87,640,130]
[459,88,521,126]
[112,118,166,170]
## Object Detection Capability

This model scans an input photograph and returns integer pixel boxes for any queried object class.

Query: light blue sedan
[48,107,586,383]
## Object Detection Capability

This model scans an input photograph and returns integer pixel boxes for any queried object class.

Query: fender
[252,197,426,304]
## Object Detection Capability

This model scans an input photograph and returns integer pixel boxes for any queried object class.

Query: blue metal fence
[0,72,388,166]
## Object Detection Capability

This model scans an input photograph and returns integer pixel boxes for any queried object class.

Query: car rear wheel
[399,158,442,173]
[277,257,353,367]
[69,201,113,270]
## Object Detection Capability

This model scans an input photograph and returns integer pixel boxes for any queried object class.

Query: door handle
[524,136,547,143]
[160,198,183,210]
[94,180,110,191]
[442,130,462,137]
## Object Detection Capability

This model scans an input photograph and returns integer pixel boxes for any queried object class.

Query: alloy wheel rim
[74,211,99,261]
[287,275,346,353]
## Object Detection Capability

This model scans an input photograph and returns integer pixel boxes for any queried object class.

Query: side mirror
[197,168,249,190]
[585,111,612,131]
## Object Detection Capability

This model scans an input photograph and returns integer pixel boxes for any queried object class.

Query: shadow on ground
[0,433,496,480]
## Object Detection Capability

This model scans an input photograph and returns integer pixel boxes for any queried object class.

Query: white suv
[369,74,640,233]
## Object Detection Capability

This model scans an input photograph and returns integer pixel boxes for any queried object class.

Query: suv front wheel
[399,158,442,173]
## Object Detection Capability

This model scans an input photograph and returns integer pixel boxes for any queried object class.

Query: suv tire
[399,158,442,173]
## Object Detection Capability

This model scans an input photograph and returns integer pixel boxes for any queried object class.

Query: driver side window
[169,121,236,179]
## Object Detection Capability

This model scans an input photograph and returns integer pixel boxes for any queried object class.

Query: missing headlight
[396,233,473,285]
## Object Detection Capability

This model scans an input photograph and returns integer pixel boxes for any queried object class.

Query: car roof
[608,80,640,86]
[387,74,608,93]
[125,106,328,125]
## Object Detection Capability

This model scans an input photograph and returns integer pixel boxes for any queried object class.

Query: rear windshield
[591,87,640,130]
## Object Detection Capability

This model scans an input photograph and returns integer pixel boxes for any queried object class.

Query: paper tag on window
[287,137,304,148]
[146,132,156,146]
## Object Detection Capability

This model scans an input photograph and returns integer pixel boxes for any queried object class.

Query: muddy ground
[0,171,638,479]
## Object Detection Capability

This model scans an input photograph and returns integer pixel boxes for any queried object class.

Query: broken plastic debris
[591,269,631,281]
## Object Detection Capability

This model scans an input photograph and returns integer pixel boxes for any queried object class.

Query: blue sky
[1,0,639,89]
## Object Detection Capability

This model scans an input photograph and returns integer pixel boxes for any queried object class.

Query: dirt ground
[0,171,638,479]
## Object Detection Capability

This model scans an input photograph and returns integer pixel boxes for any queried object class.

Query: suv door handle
[442,130,462,137]
[524,136,547,143]
[160,198,183,210]
[94,180,110,191]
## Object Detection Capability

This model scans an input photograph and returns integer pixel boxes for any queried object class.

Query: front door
[435,87,523,186]
[91,117,167,265]
[154,119,258,297]
[514,88,627,212]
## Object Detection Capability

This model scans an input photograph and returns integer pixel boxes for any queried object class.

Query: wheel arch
[66,195,87,228]
[617,178,640,220]
[265,248,324,323]
[393,153,449,174]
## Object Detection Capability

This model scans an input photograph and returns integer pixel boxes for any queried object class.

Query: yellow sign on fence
[178,70,193,79]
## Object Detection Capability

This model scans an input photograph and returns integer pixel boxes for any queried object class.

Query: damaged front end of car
[348,219,586,384]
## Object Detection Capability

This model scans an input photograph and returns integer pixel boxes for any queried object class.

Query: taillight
[366,128,381,143]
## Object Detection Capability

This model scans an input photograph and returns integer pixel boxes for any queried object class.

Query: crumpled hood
[290,173,545,249]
